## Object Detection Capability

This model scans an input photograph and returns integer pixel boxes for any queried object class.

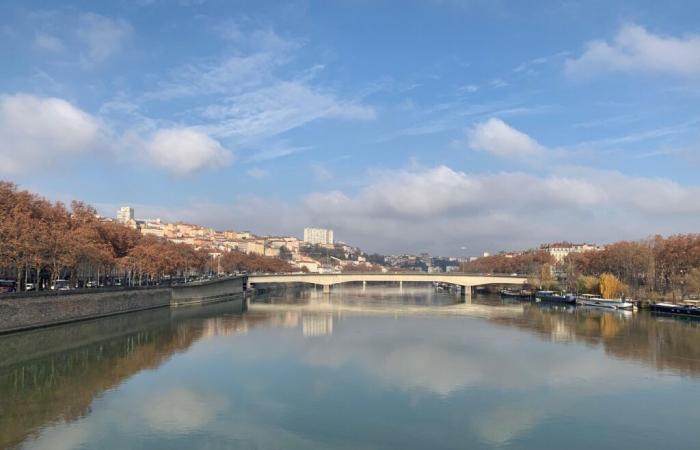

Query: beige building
[295,257,321,273]
[224,231,241,240]
[140,227,165,238]
[264,246,281,257]
[139,218,165,238]
[542,242,602,263]
[232,239,265,255]
[265,237,301,259]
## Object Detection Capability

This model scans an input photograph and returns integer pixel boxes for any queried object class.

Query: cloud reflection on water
[9,292,700,450]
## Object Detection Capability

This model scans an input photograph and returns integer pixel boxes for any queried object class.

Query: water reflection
[2,287,700,449]
[493,301,700,376]
[0,301,246,449]
[302,314,333,337]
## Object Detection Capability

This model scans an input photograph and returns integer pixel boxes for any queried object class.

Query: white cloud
[246,143,312,162]
[140,26,374,155]
[300,165,700,253]
[0,94,100,174]
[460,84,479,93]
[566,24,700,79]
[489,77,509,88]
[246,168,269,179]
[513,51,571,74]
[203,81,375,140]
[109,162,700,254]
[310,162,332,181]
[34,33,64,52]
[77,13,132,63]
[145,128,233,174]
[468,118,546,157]
[150,52,284,101]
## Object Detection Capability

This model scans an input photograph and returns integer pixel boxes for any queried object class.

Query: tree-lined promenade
[0,182,294,292]
[4,180,700,301]
[463,237,700,301]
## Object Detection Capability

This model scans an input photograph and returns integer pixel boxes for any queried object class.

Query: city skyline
[109,204,601,260]
[1,0,700,254]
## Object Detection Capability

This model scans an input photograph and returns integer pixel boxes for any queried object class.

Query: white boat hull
[577,298,634,310]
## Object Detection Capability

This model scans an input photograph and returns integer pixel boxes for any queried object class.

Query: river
[2,286,700,449]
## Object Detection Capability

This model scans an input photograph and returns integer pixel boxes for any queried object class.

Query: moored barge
[535,290,577,304]
[650,303,700,318]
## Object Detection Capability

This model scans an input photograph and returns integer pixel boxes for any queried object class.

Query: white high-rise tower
[303,228,334,245]
[117,206,134,224]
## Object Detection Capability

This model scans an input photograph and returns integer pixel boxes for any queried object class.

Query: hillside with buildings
[113,207,386,274]
[112,207,473,275]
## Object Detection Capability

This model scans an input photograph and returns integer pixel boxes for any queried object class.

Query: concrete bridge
[246,273,527,298]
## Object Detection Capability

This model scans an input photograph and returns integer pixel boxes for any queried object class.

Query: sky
[1,0,700,256]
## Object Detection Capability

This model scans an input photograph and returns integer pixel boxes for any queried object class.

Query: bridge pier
[399,280,403,292]
[459,285,473,304]
[323,284,331,295]
[362,280,367,292]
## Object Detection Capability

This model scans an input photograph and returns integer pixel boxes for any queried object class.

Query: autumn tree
[341,263,382,273]
[220,250,295,274]
[684,268,700,300]
[462,250,554,276]
[599,273,629,299]
[0,182,292,290]
[576,275,599,295]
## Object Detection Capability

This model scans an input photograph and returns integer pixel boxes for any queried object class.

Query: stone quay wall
[171,276,245,306]
[0,276,246,334]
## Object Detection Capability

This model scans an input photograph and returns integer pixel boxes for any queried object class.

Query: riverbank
[0,276,246,334]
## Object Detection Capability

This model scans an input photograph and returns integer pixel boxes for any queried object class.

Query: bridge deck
[247,273,527,287]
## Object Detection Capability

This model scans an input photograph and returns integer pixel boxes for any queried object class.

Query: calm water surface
[2,286,700,449]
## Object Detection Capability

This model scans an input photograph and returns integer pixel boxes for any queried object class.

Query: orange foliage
[462,250,554,275]
[0,182,292,290]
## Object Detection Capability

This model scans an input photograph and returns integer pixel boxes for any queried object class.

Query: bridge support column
[399,280,403,292]
[460,285,473,304]
[362,281,367,292]
[323,284,331,295]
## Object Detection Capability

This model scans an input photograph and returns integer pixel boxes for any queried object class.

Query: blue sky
[1,0,700,255]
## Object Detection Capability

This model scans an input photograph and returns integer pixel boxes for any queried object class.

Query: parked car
[0,280,16,293]
[51,279,71,291]
[25,283,36,291]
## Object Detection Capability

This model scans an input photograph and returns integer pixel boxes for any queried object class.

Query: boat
[576,294,633,310]
[433,282,449,291]
[535,290,577,304]
[500,289,531,300]
[649,303,700,318]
